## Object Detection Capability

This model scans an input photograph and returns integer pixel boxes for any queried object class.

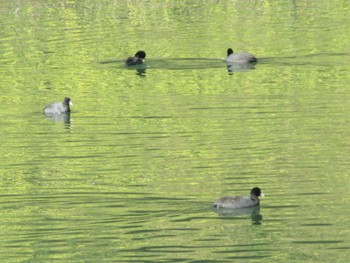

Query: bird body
[226,48,257,63]
[125,51,146,66]
[43,97,72,114]
[213,187,263,209]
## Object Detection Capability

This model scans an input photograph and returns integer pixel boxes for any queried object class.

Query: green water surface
[0,0,350,262]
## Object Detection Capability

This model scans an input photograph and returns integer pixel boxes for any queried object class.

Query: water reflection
[213,206,263,225]
[136,68,147,76]
[126,64,148,76]
[226,61,257,74]
[99,59,148,75]
[44,113,72,128]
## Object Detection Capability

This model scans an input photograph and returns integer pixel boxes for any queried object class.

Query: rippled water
[1,0,350,262]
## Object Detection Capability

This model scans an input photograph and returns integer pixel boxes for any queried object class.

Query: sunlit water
[1,1,350,262]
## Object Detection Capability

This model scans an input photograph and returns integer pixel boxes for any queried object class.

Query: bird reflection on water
[226,61,256,74]
[44,112,72,129]
[213,206,263,225]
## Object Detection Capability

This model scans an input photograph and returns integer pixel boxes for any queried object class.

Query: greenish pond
[1,0,350,262]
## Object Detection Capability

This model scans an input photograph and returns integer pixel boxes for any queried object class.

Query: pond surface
[1,0,350,262]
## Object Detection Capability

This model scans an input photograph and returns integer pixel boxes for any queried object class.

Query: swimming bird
[226,48,257,63]
[43,97,73,114]
[125,50,146,66]
[213,187,264,209]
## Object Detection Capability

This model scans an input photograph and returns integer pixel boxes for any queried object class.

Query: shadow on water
[258,52,350,66]
[99,52,350,76]
[213,206,263,225]
[100,58,227,70]
[99,57,258,76]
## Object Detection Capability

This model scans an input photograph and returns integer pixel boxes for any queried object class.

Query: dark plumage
[125,51,146,66]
